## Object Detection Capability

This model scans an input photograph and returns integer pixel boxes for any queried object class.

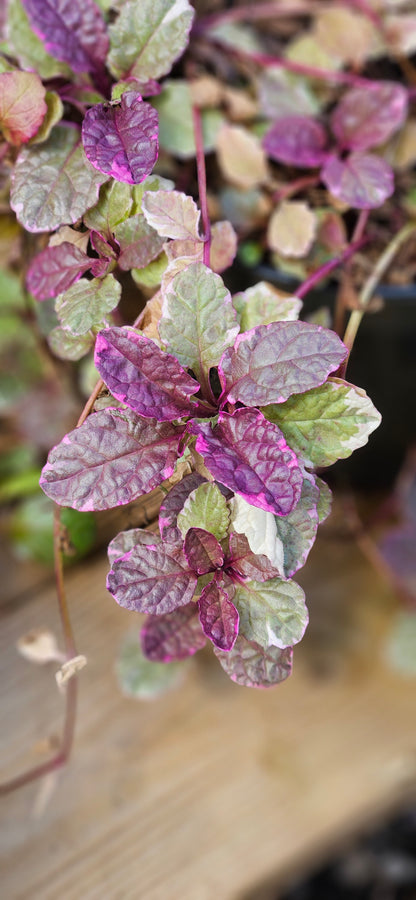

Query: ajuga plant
[3,0,416,788]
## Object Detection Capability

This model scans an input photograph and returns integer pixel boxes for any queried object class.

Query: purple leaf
[159,473,206,544]
[107,542,197,615]
[219,321,347,407]
[263,116,328,168]
[21,0,109,75]
[40,408,182,511]
[214,635,293,688]
[94,326,200,422]
[321,152,394,209]
[141,602,207,661]
[198,580,239,652]
[331,83,408,151]
[108,527,161,566]
[184,527,224,575]
[228,532,281,581]
[114,213,164,270]
[191,408,302,516]
[82,92,158,185]
[26,242,92,300]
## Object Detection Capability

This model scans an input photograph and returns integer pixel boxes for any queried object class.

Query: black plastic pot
[226,261,416,490]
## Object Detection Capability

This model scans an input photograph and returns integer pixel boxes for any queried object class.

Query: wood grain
[1,524,415,900]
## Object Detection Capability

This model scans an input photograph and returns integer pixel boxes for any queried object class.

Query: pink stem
[296,236,368,300]
[192,104,211,268]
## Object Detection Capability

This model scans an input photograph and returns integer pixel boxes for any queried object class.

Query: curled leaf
[198,580,239,651]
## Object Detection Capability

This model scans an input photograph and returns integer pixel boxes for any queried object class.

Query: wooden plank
[1,524,415,900]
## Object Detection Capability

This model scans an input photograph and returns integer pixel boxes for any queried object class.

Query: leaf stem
[340,223,416,376]
[296,236,368,300]
[192,104,211,268]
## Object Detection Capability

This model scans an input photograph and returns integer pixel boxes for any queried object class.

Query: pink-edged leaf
[263,116,328,168]
[82,92,158,185]
[219,320,347,407]
[113,213,164,270]
[214,635,293,688]
[183,527,224,575]
[89,232,118,274]
[94,326,200,422]
[108,528,161,566]
[107,542,197,615]
[0,71,47,145]
[21,0,109,75]
[26,242,92,300]
[331,83,408,151]
[321,152,394,209]
[198,580,239,652]
[228,532,281,581]
[159,473,206,544]
[141,602,207,661]
[40,408,182,511]
[191,408,302,516]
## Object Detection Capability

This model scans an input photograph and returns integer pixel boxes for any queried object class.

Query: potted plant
[1,0,415,793]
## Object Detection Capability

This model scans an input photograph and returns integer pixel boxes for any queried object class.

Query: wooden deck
[1,516,415,900]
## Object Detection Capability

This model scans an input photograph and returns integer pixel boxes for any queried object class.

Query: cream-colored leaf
[137,290,163,341]
[17,628,63,664]
[49,225,89,253]
[189,74,223,108]
[267,201,317,258]
[216,124,268,189]
[223,87,258,122]
[314,8,378,65]
[55,654,87,688]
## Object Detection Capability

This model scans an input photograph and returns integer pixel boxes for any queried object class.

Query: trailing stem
[296,236,368,300]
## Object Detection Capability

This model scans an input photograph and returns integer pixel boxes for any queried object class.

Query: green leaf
[55,275,121,336]
[274,472,319,577]
[116,631,187,699]
[263,377,381,468]
[233,281,302,332]
[315,476,332,523]
[234,578,308,650]
[7,0,71,79]
[28,91,64,145]
[48,326,94,360]
[153,80,224,159]
[108,0,194,81]
[11,125,107,233]
[159,261,239,384]
[131,253,168,288]
[10,494,95,565]
[83,179,134,238]
[177,482,230,542]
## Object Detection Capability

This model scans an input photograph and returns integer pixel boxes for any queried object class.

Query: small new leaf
[159,261,239,384]
[177,482,230,542]
[184,527,224,575]
[198,580,239,651]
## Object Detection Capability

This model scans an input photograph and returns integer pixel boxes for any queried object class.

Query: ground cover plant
[1,0,416,791]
